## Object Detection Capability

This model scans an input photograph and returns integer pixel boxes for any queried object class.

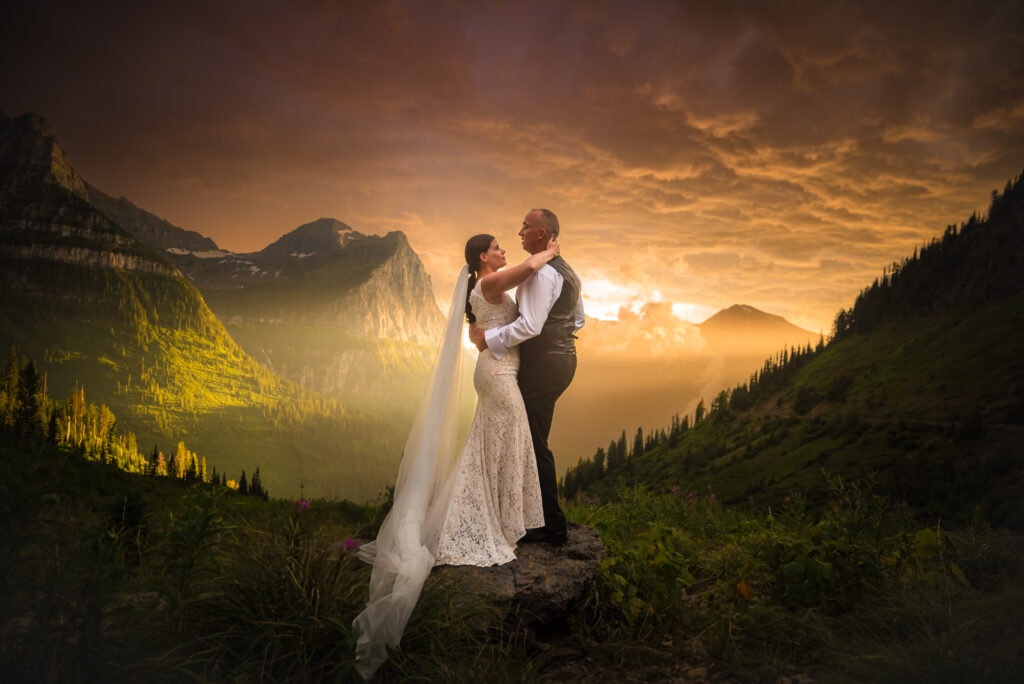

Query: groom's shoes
[520,528,568,546]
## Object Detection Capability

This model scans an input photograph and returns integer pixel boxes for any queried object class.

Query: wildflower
[784,496,791,502]
[332,538,361,557]
[296,499,310,511]
[670,485,680,494]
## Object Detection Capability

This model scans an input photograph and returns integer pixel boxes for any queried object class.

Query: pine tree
[16,359,42,438]
[47,410,59,444]
[0,346,19,426]
[633,427,644,459]
[172,442,188,479]
[606,438,621,470]
[155,451,168,477]
[239,470,248,495]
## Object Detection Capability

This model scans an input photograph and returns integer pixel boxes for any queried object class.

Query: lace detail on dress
[425,283,544,566]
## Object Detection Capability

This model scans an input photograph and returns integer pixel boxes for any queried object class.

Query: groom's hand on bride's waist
[468,325,487,351]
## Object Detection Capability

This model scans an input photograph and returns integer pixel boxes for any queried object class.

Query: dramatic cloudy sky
[3,0,1023,332]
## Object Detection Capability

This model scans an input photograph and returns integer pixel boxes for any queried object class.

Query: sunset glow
[2,1,1022,333]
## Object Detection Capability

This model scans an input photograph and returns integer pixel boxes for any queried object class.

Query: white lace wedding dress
[425,282,544,565]
[353,273,543,679]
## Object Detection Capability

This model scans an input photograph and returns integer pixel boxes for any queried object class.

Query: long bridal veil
[352,266,471,679]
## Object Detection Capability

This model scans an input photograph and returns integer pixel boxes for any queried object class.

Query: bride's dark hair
[464,233,494,323]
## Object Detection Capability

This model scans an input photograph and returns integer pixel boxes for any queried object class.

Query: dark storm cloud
[2,0,1022,330]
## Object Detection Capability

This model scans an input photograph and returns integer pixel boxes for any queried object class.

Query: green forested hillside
[563,171,1024,529]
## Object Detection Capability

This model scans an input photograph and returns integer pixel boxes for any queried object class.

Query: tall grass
[564,475,1024,681]
[0,439,540,682]
[4,436,1021,681]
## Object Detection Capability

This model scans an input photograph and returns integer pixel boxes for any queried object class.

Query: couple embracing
[353,209,584,677]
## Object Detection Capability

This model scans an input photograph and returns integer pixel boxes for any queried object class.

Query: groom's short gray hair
[531,208,560,238]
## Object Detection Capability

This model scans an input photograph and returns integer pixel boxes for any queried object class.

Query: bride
[352,232,560,678]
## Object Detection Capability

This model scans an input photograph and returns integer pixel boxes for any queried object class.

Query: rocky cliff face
[195,226,444,401]
[314,231,443,345]
[0,112,177,280]
[0,111,88,202]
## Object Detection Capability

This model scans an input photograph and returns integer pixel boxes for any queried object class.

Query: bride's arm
[480,237,559,299]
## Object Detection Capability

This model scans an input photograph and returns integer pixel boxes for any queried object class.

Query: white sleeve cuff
[484,327,506,360]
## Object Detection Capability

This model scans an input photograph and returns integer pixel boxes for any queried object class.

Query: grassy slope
[588,293,1024,528]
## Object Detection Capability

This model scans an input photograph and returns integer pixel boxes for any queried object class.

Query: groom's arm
[483,268,562,360]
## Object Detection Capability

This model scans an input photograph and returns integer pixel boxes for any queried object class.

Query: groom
[470,208,584,545]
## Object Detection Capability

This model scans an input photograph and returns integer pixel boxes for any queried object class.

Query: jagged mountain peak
[0,112,88,201]
[257,217,363,258]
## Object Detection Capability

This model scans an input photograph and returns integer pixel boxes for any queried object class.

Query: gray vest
[521,256,580,358]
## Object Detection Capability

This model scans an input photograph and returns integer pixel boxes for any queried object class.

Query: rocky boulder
[434,522,606,627]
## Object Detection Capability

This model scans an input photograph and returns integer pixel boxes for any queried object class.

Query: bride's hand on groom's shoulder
[547,236,560,257]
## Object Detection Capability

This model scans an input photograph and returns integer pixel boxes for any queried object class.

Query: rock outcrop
[434,523,607,627]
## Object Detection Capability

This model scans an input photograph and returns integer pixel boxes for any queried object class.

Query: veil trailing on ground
[352,266,471,679]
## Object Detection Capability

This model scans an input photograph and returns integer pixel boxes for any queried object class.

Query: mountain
[0,112,402,499]
[82,195,445,411]
[550,303,817,473]
[85,184,220,253]
[698,304,818,355]
[196,223,443,411]
[563,171,1024,528]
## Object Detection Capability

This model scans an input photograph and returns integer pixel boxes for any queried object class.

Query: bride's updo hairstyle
[464,233,494,324]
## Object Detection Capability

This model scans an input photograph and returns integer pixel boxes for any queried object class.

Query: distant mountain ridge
[699,304,818,356]
[553,302,819,471]
[86,184,220,253]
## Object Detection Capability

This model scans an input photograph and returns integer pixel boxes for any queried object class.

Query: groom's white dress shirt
[484,263,585,360]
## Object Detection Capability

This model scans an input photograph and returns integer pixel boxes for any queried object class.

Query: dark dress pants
[517,351,577,537]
